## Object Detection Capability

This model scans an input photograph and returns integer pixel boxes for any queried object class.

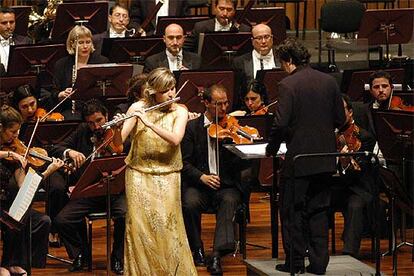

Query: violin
[336,122,362,171]
[32,108,64,122]
[2,138,73,172]
[250,100,278,116]
[91,128,123,157]
[389,96,414,112]
[208,115,261,144]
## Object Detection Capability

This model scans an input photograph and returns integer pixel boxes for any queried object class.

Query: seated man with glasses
[93,3,143,55]
[144,23,202,72]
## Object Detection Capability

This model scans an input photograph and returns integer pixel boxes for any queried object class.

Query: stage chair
[318,0,366,71]
[187,0,212,16]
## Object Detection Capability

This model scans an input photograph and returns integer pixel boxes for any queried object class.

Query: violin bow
[23,117,41,161]
[387,86,394,110]
[214,102,220,177]
[250,99,278,116]
[175,80,189,97]
[84,131,115,163]
[40,89,76,122]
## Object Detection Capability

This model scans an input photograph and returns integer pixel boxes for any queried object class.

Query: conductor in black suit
[189,0,251,53]
[266,38,345,274]
[0,7,32,72]
[181,84,248,275]
[144,23,202,73]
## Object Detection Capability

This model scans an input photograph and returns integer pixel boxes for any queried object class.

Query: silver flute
[102,97,181,129]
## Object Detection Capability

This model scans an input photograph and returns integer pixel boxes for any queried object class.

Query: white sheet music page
[234,143,287,157]
[8,167,43,222]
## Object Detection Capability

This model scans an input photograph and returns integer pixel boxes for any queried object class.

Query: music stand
[256,69,288,114]
[6,44,66,86]
[70,155,126,275]
[198,32,253,69]
[0,75,37,105]
[50,1,108,42]
[175,70,235,113]
[72,63,133,100]
[358,8,414,60]
[235,7,286,45]
[10,6,31,37]
[156,16,210,36]
[101,37,165,64]
[20,121,80,147]
[340,68,405,101]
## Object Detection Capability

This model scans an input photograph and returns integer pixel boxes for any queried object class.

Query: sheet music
[8,167,43,222]
[234,143,287,157]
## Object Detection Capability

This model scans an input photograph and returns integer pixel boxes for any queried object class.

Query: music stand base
[47,254,72,265]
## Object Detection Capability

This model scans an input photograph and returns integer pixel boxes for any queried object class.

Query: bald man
[144,23,202,72]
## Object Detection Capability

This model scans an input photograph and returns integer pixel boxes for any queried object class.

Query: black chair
[318,0,366,71]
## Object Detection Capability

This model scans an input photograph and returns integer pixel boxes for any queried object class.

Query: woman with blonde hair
[52,25,109,119]
[113,68,197,275]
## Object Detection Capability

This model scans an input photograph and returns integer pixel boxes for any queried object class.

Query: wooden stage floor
[16,193,414,275]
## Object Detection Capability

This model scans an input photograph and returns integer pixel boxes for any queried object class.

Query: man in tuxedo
[0,7,31,72]
[181,84,249,275]
[93,3,140,55]
[51,100,125,274]
[266,38,345,274]
[130,0,189,35]
[233,23,279,102]
[189,0,251,52]
[144,23,202,72]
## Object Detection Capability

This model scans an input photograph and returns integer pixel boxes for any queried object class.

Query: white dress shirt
[0,35,13,71]
[156,0,169,24]
[166,49,183,71]
[214,18,231,32]
[252,49,276,78]
[204,115,218,175]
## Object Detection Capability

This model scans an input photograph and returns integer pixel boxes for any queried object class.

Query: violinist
[230,80,269,116]
[11,84,64,123]
[332,95,376,258]
[0,105,64,275]
[52,25,109,120]
[49,99,125,274]
[181,84,249,275]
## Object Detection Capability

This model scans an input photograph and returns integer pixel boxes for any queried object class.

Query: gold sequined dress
[123,105,197,276]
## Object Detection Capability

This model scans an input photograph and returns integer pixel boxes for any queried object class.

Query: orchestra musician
[333,94,376,258]
[0,7,32,75]
[93,3,141,55]
[52,25,109,120]
[0,105,64,276]
[144,23,202,73]
[230,79,269,116]
[50,99,125,274]
[111,67,197,275]
[266,38,345,274]
[189,0,251,53]
[181,84,250,274]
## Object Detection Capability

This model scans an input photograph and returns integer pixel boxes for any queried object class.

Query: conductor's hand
[200,174,221,190]
[68,150,86,168]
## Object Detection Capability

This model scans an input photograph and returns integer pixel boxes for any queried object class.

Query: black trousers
[44,171,69,234]
[280,173,331,271]
[1,209,50,269]
[55,194,126,260]
[182,186,241,255]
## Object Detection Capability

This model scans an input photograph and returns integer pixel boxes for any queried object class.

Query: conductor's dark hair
[276,37,311,66]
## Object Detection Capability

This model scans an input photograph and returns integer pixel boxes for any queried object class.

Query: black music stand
[10,6,30,37]
[101,37,164,64]
[235,7,286,45]
[358,9,414,61]
[340,68,405,102]
[0,75,37,105]
[50,1,108,42]
[256,69,288,114]
[70,155,126,275]
[6,44,66,86]
[372,110,413,273]
[156,16,210,36]
[20,121,80,147]
[175,70,235,113]
[198,32,253,69]
[72,63,133,100]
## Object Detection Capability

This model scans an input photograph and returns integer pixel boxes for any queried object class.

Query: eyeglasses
[252,34,272,41]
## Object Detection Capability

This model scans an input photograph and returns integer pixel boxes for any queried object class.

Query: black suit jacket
[189,18,251,53]
[181,116,248,196]
[130,0,189,33]
[267,66,346,177]
[143,50,202,73]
